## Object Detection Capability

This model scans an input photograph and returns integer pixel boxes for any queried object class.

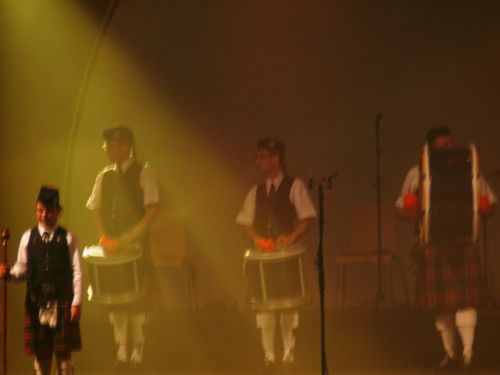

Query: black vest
[26,227,73,304]
[101,161,145,237]
[253,176,297,239]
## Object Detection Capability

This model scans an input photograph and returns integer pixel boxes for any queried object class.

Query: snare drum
[83,245,146,305]
[420,143,480,245]
[244,247,308,310]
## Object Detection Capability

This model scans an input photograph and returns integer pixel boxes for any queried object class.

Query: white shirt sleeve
[395,165,420,208]
[140,163,160,206]
[236,186,257,226]
[86,172,104,211]
[9,230,30,280]
[290,178,317,220]
[479,175,497,204]
[67,232,83,306]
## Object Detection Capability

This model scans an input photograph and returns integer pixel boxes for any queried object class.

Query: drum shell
[83,246,146,305]
[244,247,308,310]
[420,144,480,245]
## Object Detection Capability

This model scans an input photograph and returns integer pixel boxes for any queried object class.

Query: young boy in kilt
[0,186,83,375]
[396,127,496,372]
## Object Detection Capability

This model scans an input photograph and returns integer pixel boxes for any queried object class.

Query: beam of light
[2,0,249,369]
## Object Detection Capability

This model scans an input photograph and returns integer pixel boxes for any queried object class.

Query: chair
[149,209,198,310]
[334,203,409,309]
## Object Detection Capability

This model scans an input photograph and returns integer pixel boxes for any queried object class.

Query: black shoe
[260,359,277,374]
[431,355,460,372]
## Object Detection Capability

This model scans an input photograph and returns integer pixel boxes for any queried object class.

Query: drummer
[396,126,496,372]
[86,125,159,369]
[236,138,316,373]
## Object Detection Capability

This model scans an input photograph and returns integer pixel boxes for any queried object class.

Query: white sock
[109,312,128,361]
[435,312,456,358]
[280,310,299,362]
[34,357,52,375]
[257,312,276,362]
[456,308,477,360]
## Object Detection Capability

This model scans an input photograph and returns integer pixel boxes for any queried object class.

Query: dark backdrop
[1,0,499,362]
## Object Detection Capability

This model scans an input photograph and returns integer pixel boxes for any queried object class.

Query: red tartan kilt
[24,300,81,357]
[415,242,484,311]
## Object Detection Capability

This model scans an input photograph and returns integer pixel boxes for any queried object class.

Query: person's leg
[55,352,74,375]
[432,311,461,371]
[256,311,277,363]
[456,307,477,368]
[34,354,52,375]
[109,311,129,364]
[279,310,299,363]
[33,328,55,375]
[130,312,146,365]
[435,311,457,359]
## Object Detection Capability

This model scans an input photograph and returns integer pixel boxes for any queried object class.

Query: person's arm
[236,186,259,245]
[277,217,314,247]
[0,231,30,281]
[395,166,420,220]
[242,224,269,247]
[67,232,83,321]
[479,175,497,217]
[277,178,317,247]
[120,203,160,243]
[119,163,161,243]
[91,209,107,238]
[87,172,107,237]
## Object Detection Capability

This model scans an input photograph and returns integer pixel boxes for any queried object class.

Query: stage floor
[64,371,500,375]
[5,307,500,374]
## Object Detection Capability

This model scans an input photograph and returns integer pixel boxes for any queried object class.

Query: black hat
[257,138,285,158]
[37,186,60,208]
[102,125,134,144]
[426,126,451,144]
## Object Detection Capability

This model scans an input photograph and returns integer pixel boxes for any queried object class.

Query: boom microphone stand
[309,174,336,375]
[353,113,406,309]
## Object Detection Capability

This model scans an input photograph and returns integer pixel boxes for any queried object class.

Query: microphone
[308,173,339,189]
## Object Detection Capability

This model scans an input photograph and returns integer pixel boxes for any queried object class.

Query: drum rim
[244,246,306,260]
[83,247,143,264]
[250,295,310,310]
[89,289,146,305]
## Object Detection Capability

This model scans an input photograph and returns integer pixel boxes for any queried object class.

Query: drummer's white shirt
[9,223,83,306]
[86,158,160,211]
[395,165,498,208]
[236,172,317,226]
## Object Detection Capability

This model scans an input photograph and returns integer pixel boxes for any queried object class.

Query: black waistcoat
[26,227,73,304]
[101,161,145,237]
[253,176,297,239]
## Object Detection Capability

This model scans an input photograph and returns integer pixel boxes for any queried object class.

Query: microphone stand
[1,228,9,375]
[352,113,405,309]
[309,175,336,375]
[374,113,386,308]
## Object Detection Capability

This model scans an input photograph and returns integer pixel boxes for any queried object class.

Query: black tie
[42,232,50,244]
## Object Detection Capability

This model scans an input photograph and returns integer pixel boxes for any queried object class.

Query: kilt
[24,300,81,357]
[415,242,484,311]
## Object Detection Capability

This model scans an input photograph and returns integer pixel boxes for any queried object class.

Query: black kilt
[24,299,81,357]
[415,242,484,311]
